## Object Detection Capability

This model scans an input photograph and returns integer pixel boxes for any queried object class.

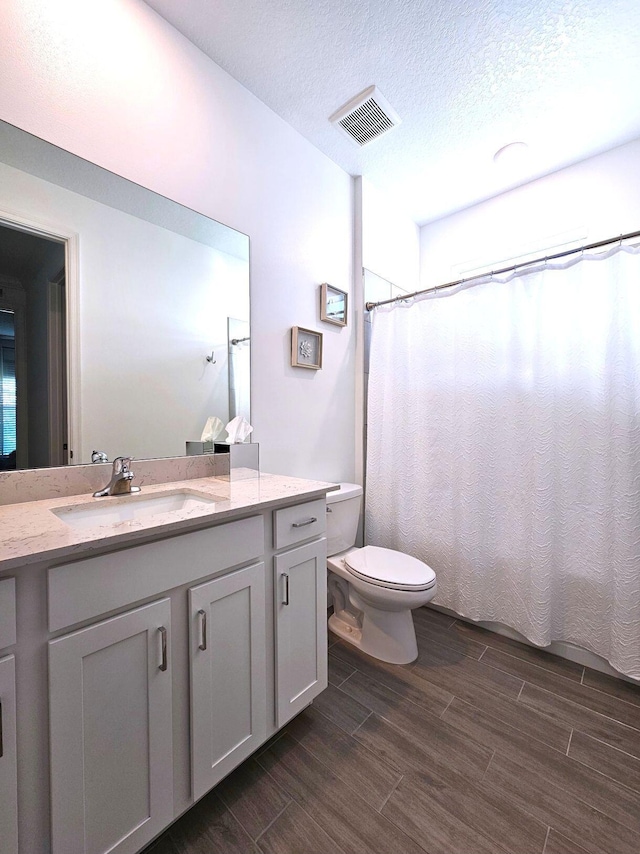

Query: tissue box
[214,442,259,480]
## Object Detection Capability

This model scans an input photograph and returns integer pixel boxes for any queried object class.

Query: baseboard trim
[426,604,640,686]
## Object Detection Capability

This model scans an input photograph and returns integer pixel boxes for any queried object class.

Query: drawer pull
[0,699,3,758]
[158,626,168,672]
[292,517,317,528]
[198,609,207,651]
[282,573,290,606]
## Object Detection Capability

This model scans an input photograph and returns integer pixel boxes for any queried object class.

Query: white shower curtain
[366,246,640,678]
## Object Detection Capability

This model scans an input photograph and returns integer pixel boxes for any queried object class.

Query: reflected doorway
[0,309,16,469]
[0,222,67,469]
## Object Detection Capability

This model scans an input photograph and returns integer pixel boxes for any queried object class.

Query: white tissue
[200,416,224,443]
[225,415,253,444]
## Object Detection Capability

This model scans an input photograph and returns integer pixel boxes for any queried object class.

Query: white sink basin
[52,490,220,530]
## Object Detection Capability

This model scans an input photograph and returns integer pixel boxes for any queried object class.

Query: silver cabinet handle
[292,517,317,528]
[198,609,207,651]
[158,626,168,672]
[0,700,3,758]
[282,573,290,606]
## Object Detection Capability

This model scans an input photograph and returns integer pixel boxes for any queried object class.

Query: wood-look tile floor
[144,607,640,854]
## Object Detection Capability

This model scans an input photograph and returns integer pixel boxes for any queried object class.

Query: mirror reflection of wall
[227,318,250,423]
[0,120,250,469]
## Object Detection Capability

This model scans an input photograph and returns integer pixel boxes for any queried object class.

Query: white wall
[0,0,354,482]
[420,137,640,286]
[361,178,420,295]
[354,177,420,486]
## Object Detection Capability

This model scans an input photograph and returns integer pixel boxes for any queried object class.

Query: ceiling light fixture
[493,141,529,166]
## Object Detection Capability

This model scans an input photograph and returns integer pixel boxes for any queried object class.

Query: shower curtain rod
[365,227,640,311]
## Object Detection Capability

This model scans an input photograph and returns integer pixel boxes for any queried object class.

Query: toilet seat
[344,546,436,592]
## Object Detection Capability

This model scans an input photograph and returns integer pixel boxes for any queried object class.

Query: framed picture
[291,326,323,370]
[320,283,348,327]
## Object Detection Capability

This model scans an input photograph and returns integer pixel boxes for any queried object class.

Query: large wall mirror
[0,120,250,471]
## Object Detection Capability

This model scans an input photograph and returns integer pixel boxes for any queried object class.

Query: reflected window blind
[0,341,16,455]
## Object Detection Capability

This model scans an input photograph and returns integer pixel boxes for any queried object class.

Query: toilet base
[329,604,419,665]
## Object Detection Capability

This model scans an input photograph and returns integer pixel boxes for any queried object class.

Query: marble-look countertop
[0,473,335,571]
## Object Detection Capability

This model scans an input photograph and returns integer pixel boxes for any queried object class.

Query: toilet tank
[326,483,363,556]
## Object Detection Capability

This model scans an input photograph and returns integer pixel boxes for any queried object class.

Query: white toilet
[327,483,437,664]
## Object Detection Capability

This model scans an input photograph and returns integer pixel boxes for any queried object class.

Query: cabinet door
[49,599,173,854]
[190,564,267,800]
[0,654,18,854]
[274,539,328,726]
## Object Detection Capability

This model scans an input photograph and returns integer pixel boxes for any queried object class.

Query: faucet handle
[93,455,139,497]
[113,456,133,473]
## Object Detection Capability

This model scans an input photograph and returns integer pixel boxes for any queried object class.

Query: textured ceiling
[143,0,640,225]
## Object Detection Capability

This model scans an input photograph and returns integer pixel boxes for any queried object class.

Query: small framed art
[291,326,323,370]
[320,282,348,327]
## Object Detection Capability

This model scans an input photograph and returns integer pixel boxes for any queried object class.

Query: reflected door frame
[0,207,79,466]
[0,279,27,467]
[48,268,68,466]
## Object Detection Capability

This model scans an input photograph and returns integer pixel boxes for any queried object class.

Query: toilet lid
[344,546,436,591]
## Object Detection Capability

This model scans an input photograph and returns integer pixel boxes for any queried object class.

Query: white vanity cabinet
[46,515,264,854]
[273,499,328,727]
[0,654,18,854]
[1,482,331,854]
[189,563,267,799]
[48,599,174,854]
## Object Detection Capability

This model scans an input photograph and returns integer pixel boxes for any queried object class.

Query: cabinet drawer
[0,578,16,648]
[273,498,326,550]
[49,515,264,631]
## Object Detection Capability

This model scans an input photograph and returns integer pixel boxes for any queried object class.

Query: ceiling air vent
[330,85,401,147]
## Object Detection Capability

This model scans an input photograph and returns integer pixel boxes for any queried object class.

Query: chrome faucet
[93,456,141,498]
